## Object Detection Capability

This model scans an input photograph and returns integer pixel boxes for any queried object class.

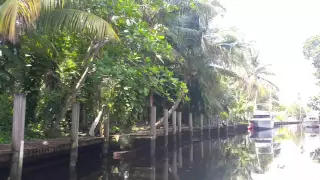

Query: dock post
[150,106,156,180]
[10,94,26,180]
[102,105,109,156]
[102,157,109,180]
[178,140,183,168]
[177,112,182,132]
[209,131,212,154]
[226,118,229,137]
[150,138,156,180]
[164,109,169,136]
[150,106,156,139]
[164,108,168,180]
[172,135,177,175]
[208,117,211,138]
[200,114,203,130]
[217,116,220,136]
[172,111,177,134]
[208,118,211,139]
[69,166,77,180]
[201,141,204,159]
[70,102,80,167]
[189,112,193,164]
[189,113,193,131]
[189,143,193,164]
[164,134,169,180]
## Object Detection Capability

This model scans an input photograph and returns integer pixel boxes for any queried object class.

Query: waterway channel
[2,124,320,180]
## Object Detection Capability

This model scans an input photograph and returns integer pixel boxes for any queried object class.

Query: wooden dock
[0,137,104,167]
[274,121,301,125]
[0,122,299,167]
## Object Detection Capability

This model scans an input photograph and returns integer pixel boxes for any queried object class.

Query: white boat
[249,111,274,129]
[303,113,319,128]
[249,131,277,175]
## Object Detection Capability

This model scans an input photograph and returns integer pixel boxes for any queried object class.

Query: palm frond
[257,76,279,91]
[39,9,118,41]
[210,64,247,83]
[0,0,19,43]
[0,0,117,42]
[0,0,66,43]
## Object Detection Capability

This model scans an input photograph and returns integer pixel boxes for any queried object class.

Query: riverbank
[0,124,249,168]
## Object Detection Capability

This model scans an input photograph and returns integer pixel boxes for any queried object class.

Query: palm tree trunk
[52,40,108,132]
[155,93,185,128]
[89,105,106,136]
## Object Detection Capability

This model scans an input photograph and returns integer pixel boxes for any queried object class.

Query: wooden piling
[226,118,229,137]
[209,132,212,153]
[178,132,182,168]
[102,158,109,180]
[70,103,80,167]
[10,94,26,180]
[189,113,193,131]
[150,138,156,180]
[200,114,203,129]
[163,109,169,136]
[189,127,193,164]
[217,116,220,136]
[189,144,193,163]
[177,112,182,132]
[102,106,109,156]
[172,135,177,174]
[172,111,177,134]
[150,106,156,139]
[178,147,183,168]
[164,137,169,180]
[69,166,77,180]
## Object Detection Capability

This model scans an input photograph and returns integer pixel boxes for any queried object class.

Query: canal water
[2,125,320,180]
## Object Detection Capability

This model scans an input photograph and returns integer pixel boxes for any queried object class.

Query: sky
[218,0,320,106]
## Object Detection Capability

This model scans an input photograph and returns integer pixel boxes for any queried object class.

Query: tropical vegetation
[303,34,320,113]
[0,0,277,143]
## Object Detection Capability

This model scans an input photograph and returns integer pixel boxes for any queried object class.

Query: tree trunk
[89,105,106,136]
[155,93,185,128]
[52,40,108,131]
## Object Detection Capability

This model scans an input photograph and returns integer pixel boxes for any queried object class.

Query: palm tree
[154,0,232,127]
[243,49,278,113]
[0,0,118,43]
[0,0,119,132]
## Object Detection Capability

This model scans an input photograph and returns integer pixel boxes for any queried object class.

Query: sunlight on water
[250,126,320,180]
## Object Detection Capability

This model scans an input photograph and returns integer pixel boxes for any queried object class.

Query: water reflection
[8,125,320,180]
[106,126,317,180]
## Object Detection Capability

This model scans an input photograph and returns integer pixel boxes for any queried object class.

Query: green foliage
[0,0,278,142]
[0,94,12,131]
[303,35,320,84]
[275,115,284,121]
[308,95,320,111]
[287,102,306,119]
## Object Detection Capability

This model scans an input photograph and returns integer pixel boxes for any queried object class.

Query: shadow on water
[2,125,312,180]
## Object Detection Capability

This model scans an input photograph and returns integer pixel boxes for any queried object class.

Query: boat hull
[250,120,274,129]
[303,121,319,128]
[249,129,276,139]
